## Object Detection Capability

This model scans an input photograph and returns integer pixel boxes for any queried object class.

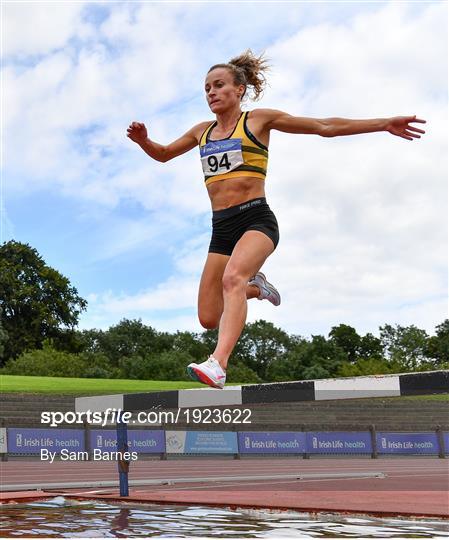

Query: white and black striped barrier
[75,370,448,414]
[72,370,448,497]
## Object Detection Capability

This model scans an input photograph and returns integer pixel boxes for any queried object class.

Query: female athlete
[127,50,426,389]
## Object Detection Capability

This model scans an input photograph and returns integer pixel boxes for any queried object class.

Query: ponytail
[208,49,270,101]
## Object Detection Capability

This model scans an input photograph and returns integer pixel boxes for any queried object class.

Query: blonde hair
[208,49,270,101]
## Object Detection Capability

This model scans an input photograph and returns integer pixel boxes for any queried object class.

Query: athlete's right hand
[127,122,148,144]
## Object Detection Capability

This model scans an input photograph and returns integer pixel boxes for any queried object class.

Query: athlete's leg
[212,230,275,367]
[197,253,228,329]
[198,252,259,330]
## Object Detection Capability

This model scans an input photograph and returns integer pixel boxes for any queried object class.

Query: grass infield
[0,374,448,400]
[0,375,204,395]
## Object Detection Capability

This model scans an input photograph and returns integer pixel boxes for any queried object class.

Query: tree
[119,351,192,381]
[80,319,174,366]
[359,332,383,360]
[225,362,261,384]
[265,352,303,382]
[0,309,8,361]
[329,324,361,363]
[233,320,293,380]
[0,241,87,363]
[379,323,429,370]
[172,331,209,361]
[337,357,403,377]
[300,335,347,379]
[329,325,384,363]
[267,335,346,382]
[2,342,88,377]
[425,319,449,365]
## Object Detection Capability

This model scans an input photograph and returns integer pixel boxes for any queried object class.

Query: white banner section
[0,428,7,453]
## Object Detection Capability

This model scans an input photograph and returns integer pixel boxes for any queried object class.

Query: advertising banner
[90,430,165,453]
[376,432,439,454]
[185,431,238,453]
[165,431,237,453]
[238,432,306,453]
[7,428,84,454]
[165,431,187,453]
[444,432,449,455]
[307,432,372,454]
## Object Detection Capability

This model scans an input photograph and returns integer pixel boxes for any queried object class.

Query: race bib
[200,138,244,177]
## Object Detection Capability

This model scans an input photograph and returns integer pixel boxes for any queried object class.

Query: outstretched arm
[127,121,210,162]
[258,109,426,141]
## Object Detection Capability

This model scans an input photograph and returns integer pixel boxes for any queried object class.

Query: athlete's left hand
[386,115,426,141]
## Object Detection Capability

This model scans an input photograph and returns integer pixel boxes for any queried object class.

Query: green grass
[0,374,447,400]
[0,375,205,395]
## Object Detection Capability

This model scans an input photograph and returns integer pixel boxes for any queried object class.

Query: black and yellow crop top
[199,111,268,186]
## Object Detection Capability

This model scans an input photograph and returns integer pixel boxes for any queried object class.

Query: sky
[1,0,447,340]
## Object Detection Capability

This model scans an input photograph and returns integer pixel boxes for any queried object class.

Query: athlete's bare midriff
[207,176,266,211]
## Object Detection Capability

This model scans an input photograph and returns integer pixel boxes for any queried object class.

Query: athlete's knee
[198,315,220,330]
[222,270,247,294]
[198,312,220,330]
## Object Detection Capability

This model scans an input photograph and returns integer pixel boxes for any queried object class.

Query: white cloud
[252,2,447,335]
[3,3,87,57]
[79,230,211,330]
[80,274,202,331]
[3,3,204,201]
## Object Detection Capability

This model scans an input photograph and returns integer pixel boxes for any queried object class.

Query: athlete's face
[205,68,244,113]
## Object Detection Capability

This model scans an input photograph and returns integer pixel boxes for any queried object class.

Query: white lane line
[1,471,385,492]
[156,476,389,491]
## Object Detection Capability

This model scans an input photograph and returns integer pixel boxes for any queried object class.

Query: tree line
[1,240,447,383]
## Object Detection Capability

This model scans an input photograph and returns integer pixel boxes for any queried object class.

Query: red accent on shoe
[192,367,223,389]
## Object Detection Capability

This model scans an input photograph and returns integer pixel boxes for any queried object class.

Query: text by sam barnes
[40,449,138,463]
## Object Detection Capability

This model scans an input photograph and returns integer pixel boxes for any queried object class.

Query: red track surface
[1,458,448,518]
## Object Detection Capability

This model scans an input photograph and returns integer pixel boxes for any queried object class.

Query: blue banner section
[307,432,372,454]
[239,432,306,453]
[6,428,445,456]
[377,432,439,454]
[90,430,165,453]
[184,431,238,453]
[200,138,242,157]
[8,428,84,454]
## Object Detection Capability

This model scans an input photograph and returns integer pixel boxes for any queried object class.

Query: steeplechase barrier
[74,370,449,413]
[2,370,445,496]
[71,370,448,496]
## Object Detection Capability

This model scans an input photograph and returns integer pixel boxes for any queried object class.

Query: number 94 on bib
[200,138,244,177]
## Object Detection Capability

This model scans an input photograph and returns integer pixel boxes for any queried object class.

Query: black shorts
[209,197,280,256]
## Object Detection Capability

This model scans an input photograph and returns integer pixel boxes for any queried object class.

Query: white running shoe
[248,272,281,306]
[187,356,226,389]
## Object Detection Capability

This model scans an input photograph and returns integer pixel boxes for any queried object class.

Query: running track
[1,458,448,518]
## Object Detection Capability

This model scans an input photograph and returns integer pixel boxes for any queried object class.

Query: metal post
[83,420,92,461]
[160,417,167,460]
[436,425,446,459]
[370,424,377,459]
[116,413,129,497]
[302,425,309,459]
[233,425,240,459]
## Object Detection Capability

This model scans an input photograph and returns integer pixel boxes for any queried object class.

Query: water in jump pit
[1,497,448,538]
